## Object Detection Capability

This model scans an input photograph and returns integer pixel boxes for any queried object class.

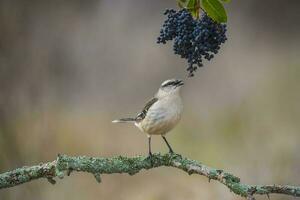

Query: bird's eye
[162,81,176,88]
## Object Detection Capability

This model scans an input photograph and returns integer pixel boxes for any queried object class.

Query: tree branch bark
[0,153,299,199]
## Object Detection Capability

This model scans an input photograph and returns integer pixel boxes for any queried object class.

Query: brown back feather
[135,97,158,121]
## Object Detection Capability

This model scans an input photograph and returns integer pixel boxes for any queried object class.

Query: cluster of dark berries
[157,9,227,76]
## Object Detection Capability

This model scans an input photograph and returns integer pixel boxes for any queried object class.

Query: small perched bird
[112,79,184,156]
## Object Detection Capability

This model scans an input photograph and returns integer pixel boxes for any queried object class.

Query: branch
[0,153,299,199]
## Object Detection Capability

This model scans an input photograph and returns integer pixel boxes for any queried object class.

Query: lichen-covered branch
[0,153,299,199]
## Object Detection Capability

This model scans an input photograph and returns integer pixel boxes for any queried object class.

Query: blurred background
[0,0,300,199]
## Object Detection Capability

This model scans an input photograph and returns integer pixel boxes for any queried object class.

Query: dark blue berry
[157,9,227,76]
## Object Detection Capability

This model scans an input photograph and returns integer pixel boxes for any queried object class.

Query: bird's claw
[168,151,182,159]
[145,153,154,166]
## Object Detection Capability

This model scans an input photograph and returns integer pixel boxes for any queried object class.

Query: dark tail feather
[112,118,136,123]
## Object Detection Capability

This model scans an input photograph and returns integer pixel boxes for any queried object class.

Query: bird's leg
[162,136,174,154]
[148,135,153,157]
[145,135,154,165]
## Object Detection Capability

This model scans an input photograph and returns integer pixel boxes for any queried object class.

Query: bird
[112,79,184,156]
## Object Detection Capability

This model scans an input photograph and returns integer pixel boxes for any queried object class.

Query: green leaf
[201,0,227,23]
[177,0,189,8]
[187,0,198,18]
[189,0,201,18]
[220,0,231,3]
[177,0,201,19]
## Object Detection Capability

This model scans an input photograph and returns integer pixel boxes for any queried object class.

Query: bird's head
[156,79,184,98]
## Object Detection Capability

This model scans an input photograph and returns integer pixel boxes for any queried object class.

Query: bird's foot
[168,151,182,159]
[145,152,154,166]
[169,150,174,154]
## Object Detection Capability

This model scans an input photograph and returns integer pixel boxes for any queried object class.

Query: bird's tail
[112,118,136,123]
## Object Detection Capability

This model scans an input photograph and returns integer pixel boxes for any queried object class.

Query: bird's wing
[135,97,158,121]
